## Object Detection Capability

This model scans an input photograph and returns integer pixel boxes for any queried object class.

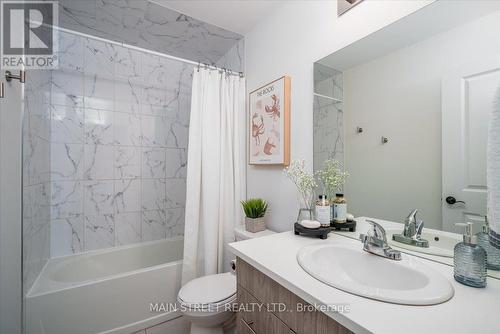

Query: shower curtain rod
[54,26,244,77]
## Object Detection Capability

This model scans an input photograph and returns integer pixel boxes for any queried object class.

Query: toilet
[177,226,275,334]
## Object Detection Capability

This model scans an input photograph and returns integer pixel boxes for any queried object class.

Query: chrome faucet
[392,209,429,248]
[359,220,401,260]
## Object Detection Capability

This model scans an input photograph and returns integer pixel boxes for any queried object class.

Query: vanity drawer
[237,258,353,334]
[237,285,260,332]
[239,319,257,334]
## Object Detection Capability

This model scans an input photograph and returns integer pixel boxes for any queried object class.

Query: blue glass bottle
[454,223,487,288]
[476,218,500,270]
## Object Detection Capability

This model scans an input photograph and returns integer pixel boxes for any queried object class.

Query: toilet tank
[234,226,276,241]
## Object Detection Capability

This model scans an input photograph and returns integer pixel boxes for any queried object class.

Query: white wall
[343,10,500,229]
[244,0,434,232]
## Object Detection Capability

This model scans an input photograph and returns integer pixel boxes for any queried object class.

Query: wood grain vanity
[236,258,352,334]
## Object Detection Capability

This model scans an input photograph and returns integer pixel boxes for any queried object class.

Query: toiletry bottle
[315,195,330,227]
[332,193,347,223]
[476,216,500,270]
[454,222,487,288]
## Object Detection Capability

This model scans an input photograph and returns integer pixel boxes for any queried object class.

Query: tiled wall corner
[49,31,192,257]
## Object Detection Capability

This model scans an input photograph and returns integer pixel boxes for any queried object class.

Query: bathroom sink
[297,243,454,305]
[385,228,461,258]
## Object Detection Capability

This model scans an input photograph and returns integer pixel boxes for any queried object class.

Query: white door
[442,59,500,233]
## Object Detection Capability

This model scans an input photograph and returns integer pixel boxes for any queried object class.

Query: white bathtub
[26,237,184,334]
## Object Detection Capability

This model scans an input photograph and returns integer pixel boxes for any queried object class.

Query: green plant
[241,198,268,219]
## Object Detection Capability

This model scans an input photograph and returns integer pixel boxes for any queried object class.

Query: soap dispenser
[476,216,500,270]
[454,222,487,288]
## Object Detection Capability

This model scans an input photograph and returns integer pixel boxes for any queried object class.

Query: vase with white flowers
[284,159,317,221]
[315,158,349,220]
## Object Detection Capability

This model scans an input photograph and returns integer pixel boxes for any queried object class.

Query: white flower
[315,159,349,199]
[284,159,317,209]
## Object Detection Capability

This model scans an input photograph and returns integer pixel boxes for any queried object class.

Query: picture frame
[249,76,291,166]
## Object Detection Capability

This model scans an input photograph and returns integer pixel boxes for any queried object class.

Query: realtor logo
[1,1,58,69]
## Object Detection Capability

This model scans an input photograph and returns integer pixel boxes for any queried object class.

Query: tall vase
[296,192,314,222]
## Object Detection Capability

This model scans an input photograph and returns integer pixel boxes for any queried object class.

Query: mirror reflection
[313,4,500,277]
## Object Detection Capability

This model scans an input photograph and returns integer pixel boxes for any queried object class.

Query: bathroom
[0,0,500,333]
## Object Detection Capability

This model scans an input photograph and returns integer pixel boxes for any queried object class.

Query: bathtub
[26,237,184,334]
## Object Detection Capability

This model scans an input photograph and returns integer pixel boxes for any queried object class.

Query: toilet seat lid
[178,272,236,306]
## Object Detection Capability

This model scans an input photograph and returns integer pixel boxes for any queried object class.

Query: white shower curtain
[182,68,246,284]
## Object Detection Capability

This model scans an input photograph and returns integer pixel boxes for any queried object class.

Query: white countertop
[228,227,500,334]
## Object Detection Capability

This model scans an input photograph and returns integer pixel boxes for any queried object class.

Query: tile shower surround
[57,0,244,71]
[48,31,192,257]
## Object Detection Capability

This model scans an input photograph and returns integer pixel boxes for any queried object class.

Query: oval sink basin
[385,228,461,258]
[297,243,454,305]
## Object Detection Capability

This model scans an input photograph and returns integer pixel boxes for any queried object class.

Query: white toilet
[177,226,275,334]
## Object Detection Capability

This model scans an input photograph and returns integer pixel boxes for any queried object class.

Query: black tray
[330,220,356,232]
[294,223,331,239]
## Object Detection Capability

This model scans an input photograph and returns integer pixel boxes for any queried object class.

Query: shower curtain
[182,68,246,284]
[488,86,500,249]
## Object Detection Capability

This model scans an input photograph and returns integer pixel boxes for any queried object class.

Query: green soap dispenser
[454,222,487,288]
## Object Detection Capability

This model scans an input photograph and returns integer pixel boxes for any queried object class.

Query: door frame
[0,71,23,334]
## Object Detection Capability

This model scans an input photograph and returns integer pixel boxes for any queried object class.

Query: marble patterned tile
[114,112,141,146]
[115,44,141,82]
[51,181,83,219]
[115,211,141,246]
[83,180,114,216]
[51,70,84,107]
[115,80,142,114]
[165,119,189,149]
[113,179,141,214]
[50,143,84,181]
[57,31,84,72]
[83,38,116,78]
[215,38,245,73]
[142,86,166,108]
[165,148,187,178]
[85,214,115,250]
[50,104,84,144]
[29,110,51,141]
[165,207,185,238]
[141,179,166,211]
[25,69,52,110]
[114,146,141,179]
[23,134,50,186]
[23,183,50,221]
[84,74,115,110]
[57,0,243,68]
[142,148,166,179]
[142,210,166,242]
[83,144,114,180]
[165,178,186,209]
[85,108,114,145]
[141,115,167,147]
[50,215,84,257]
[58,0,97,36]
[23,218,50,290]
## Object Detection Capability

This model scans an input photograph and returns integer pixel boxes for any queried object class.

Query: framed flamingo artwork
[249,76,291,166]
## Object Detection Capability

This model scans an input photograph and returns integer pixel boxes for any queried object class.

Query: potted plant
[241,198,268,232]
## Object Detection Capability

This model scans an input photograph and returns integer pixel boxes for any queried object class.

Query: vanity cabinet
[236,258,353,334]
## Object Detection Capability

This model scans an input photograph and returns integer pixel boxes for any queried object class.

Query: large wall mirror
[314,1,500,277]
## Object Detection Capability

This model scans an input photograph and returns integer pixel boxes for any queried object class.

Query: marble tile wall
[23,70,52,292]
[313,63,344,173]
[56,0,244,71]
[49,31,193,257]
